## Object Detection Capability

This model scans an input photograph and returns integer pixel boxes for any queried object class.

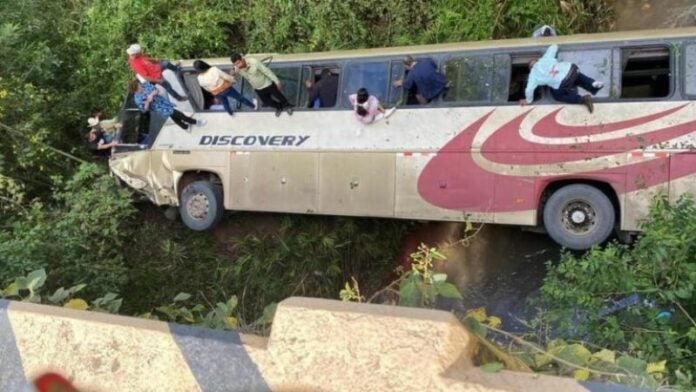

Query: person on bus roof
[193,59,257,116]
[392,56,448,104]
[230,53,293,117]
[532,25,557,38]
[129,80,204,131]
[349,87,387,124]
[126,43,187,102]
[520,44,604,113]
[305,68,339,108]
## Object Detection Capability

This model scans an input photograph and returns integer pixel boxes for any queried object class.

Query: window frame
[339,59,391,109]
[299,63,342,110]
[681,41,696,99]
[617,44,675,101]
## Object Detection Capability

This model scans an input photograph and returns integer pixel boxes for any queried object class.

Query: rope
[0,120,90,165]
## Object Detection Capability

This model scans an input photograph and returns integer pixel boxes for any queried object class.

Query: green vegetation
[340,196,695,389]
[3,1,693,389]
[532,195,696,388]
[0,0,614,320]
[21,0,696,388]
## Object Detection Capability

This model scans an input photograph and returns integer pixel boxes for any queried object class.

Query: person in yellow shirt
[194,60,257,116]
[230,53,293,117]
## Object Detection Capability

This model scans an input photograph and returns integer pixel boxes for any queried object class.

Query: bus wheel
[543,184,615,250]
[179,180,224,231]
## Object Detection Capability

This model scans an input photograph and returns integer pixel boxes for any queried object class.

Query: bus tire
[179,180,224,231]
[543,184,615,250]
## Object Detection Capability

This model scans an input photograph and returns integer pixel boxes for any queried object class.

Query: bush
[0,163,135,295]
[535,194,696,387]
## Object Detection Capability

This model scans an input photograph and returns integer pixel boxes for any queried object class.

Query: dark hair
[320,68,332,78]
[91,107,104,119]
[542,26,553,36]
[230,53,243,63]
[356,88,369,103]
[403,55,415,67]
[355,88,369,117]
[193,59,211,73]
[127,79,141,94]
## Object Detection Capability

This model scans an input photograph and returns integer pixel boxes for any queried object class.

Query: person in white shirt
[194,60,257,116]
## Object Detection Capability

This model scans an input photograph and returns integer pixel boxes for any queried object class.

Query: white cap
[126,43,141,55]
[87,117,99,127]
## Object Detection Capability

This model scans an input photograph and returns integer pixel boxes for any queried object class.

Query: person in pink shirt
[349,88,386,124]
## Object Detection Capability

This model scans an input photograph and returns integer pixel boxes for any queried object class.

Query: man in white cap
[532,24,557,38]
[127,43,186,101]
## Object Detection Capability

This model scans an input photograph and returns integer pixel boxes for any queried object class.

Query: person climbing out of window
[230,52,293,117]
[520,44,604,113]
[305,68,339,108]
[130,80,204,132]
[349,87,395,124]
[126,43,187,101]
[392,56,448,104]
[85,126,118,157]
[193,59,257,116]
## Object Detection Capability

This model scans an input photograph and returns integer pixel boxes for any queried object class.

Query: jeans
[170,109,197,130]
[217,86,255,115]
[551,65,600,104]
[158,61,185,101]
[256,83,291,110]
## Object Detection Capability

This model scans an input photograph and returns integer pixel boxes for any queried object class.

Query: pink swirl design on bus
[417,105,696,213]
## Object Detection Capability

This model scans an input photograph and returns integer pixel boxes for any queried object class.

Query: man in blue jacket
[520,44,604,113]
[393,56,448,104]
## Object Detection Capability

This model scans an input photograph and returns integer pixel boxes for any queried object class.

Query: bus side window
[119,92,147,144]
[388,57,437,106]
[558,49,612,99]
[443,55,504,103]
[182,71,207,111]
[620,46,671,99]
[269,66,302,108]
[509,54,542,102]
[342,61,389,108]
[301,65,341,108]
[683,43,696,97]
[387,60,405,106]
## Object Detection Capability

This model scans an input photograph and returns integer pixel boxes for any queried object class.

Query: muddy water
[416,0,696,330]
[403,222,560,331]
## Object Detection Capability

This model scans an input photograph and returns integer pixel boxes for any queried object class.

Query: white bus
[110,27,696,250]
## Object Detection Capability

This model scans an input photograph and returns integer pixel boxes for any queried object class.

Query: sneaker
[581,95,594,113]
[592,81,604,90]
[286,106,293,116]
[275,108,282,117]
[252,98,259,110]
[196,119,207,127]
[182,124,191,132]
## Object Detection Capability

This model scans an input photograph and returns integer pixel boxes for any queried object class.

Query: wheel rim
[186,192,210,221]
[560,200,597,235]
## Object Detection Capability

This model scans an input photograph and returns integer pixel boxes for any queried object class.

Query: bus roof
[180,27,696,67]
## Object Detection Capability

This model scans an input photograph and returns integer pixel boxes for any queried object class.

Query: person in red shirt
[127,43,187,101]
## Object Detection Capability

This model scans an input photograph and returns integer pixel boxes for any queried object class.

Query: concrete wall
[0,298,642,391]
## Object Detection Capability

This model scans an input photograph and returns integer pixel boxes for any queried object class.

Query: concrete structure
[0,297,643,391]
